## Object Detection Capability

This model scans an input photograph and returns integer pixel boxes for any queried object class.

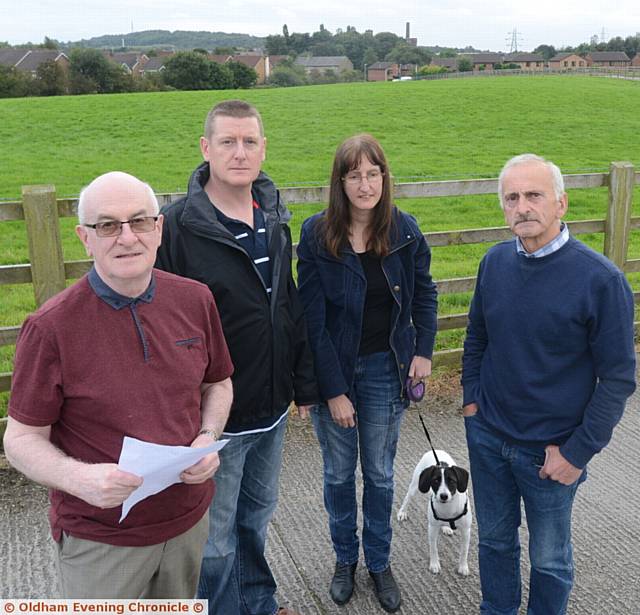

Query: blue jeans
[311,351,407,573]
[464,413,586,615]
[197,415,287,615]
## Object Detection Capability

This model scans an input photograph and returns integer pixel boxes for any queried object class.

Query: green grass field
[1,75,639,416]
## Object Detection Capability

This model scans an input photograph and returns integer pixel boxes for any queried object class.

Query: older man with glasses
[3,171,234,599]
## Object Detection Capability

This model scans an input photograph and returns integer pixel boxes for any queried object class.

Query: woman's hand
[327,395,356,428]
[408,355,432,384]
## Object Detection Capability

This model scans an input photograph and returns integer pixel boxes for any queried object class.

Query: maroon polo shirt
[9,268,233,546]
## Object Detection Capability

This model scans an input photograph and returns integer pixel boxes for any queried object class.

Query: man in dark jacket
[155,100,317,615]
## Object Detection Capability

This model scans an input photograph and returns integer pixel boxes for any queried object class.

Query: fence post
[22,185,66,307]
[603,162,635,270]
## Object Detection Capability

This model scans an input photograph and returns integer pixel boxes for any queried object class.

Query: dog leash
[418,412,441,467]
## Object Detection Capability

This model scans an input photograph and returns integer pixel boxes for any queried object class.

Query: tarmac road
[2,384,639,614]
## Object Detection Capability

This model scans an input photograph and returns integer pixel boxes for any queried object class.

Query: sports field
[1,75,639,414]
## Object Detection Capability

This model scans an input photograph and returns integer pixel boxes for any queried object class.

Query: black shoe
[369,566,401,613]
[330,561,357,605]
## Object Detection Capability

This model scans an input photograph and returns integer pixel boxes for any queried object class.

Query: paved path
[2,387,639,613]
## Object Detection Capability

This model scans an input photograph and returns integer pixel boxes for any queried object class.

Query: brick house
[467,53,504,71]
[367,61,397,81]
[104,52,149,76]
[586,51,631,67]
[0,49,70,77]
[504,53,545,70]
[429,57,458,71]
[231,54,267,84]
[294,56,354,75]
[138,56,167,76]
[632,54,640,67]
[548,53,587,70]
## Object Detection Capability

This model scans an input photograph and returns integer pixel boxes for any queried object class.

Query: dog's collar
[431,497,468,531]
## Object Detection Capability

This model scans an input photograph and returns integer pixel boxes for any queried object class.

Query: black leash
[418,412,440,466]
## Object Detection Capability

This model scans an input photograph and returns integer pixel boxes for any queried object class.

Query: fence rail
[0,162,639,394]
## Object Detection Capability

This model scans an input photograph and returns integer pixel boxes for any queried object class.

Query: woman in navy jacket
[297,134,438,612]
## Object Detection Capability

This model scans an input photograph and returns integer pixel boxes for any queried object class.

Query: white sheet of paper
[117,436,228,522]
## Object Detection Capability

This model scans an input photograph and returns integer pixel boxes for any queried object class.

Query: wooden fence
[1,161,639,402]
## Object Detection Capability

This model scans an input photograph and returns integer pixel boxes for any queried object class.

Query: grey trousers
[55,512,209,598]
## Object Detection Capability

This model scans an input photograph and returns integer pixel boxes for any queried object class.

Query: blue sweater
[462,237,636,468]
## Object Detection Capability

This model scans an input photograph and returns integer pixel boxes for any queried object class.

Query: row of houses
[430,51,640,73]
[0,48,358,84]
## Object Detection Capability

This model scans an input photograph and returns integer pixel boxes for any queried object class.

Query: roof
[589,51,630,61]
[0,48,29,67]
[368,61,396,69]
[268,55,289,67]
[141,56,167,71]
[107,52,146,70]
[505,53,544,62]
[549,52,580,61]
[209,54,232,64]
[15,50,68,72]
[294,56,351,68]
[231,55,262,68]
[430,57,458,69]
[467,53,504,64]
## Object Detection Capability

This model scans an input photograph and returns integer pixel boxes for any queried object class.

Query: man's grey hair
[203,99,264,140]
[77,173,159,224]
[497,154,565,209]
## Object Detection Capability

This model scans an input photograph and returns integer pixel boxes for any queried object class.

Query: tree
[268,63,306,87]
[533,44,556,60]
[163,51,215,90]
[0,65,31,98]
[209,62,234,89]
[226,61,257,88]
[373,32,401,60]
[193,48,209,56]
[42,36,58,49]
[363,47,378,68]
[265,35,289,55]
[35,59,67,96]
[457,57,472,72]
[69,48,130,94]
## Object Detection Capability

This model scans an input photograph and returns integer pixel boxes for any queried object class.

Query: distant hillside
[61,30,265,51]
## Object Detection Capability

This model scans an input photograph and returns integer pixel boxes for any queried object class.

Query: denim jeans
[464,413,586,615]
[311,350,407,573]
[197,415,287,615]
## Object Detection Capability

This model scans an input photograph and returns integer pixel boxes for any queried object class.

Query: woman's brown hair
[320,134,394,258]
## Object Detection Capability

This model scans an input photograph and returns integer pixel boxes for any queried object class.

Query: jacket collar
[179,161,290,235]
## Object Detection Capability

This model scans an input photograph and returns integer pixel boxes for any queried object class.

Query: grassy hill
[1,76,638,200]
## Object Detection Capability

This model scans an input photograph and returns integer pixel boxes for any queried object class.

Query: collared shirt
[88,266,155,362]
[516,222,569,258]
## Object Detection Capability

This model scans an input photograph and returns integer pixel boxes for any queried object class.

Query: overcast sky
[2,1,638,51]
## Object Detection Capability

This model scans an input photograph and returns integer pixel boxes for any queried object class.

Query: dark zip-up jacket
[155,162,317,427]
[297,209,438,402]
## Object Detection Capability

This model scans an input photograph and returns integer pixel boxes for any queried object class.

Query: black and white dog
[397,450,471,576]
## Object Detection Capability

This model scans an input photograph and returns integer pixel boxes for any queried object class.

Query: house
[429,57,458,71]
[504,53,545,70]
[466,53,504,71]
[367,61,397,81]
[16,50,70,76]
[208,54,233,65]
[548,53,587,70]
[0,48,30,68]
[138,56,168,76]
[632,54,640,67]
[104,52,149,76]
[266,55,289,80]
[294,56,354,75]
[587,51,631,67]
[231,54,267,84]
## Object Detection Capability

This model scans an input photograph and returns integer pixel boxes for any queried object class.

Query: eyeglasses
[342,170,384,185]
[84,216,159,237]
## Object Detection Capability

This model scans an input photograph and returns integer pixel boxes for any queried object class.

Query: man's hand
[70,463,143,509]
[539,445,583,485]
[327,394,356,428]
[462,403,478,417]
[297,405,313,420]
[181,434,221,484]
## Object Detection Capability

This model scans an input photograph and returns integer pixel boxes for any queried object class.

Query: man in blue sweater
[462,154,636,615]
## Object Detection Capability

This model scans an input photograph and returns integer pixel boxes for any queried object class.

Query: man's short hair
[203,99,264,140]
[77,172,159,224]
[497,154,565,209]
